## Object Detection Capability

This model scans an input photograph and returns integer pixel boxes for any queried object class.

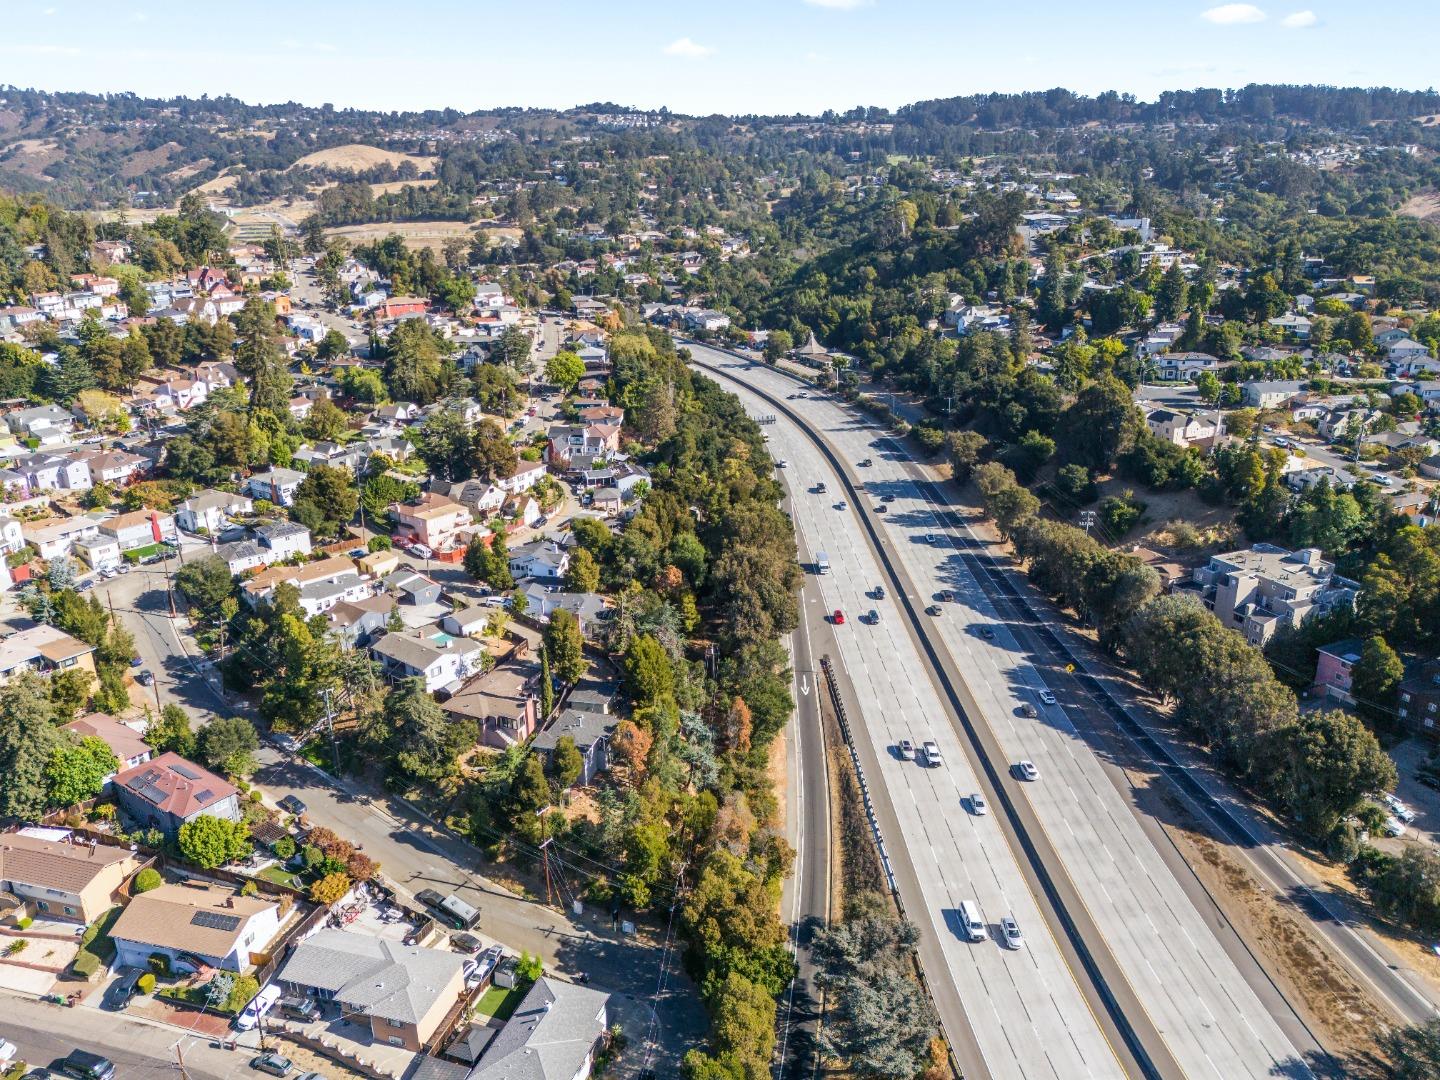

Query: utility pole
[322,688,340,775]
[1080,510,1097,536]
[172,1041,191,1080]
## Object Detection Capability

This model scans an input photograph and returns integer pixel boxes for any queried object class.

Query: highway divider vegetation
[971,462,1397,859]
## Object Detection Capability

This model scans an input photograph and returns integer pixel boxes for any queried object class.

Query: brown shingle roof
[64,714,152,763]
[109,881,274,956]
[0,833,136,894]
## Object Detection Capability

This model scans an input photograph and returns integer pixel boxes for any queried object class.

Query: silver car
[1000,917,1024,950]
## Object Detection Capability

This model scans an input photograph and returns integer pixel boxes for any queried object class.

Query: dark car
[278,794,307,816]
[925,605,942,616]
[978,627,995,640]
[58,1052,114,1080]
[137,670,155,687]
[875,504,888,513]
[103,968,143,1011]
[451,932,484,954]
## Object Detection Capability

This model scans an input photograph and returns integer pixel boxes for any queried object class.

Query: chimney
[225,896,234,908]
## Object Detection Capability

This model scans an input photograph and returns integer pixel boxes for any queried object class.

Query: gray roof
[254,521,310,542]
[531,708,616,754]
[277,928,464,1025]
[216,540,264,564]
[466,977,608,1080]
[372,631,483,671]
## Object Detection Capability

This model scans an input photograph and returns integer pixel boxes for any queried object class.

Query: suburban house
[1193,544,1360,646]
[532,695,616,787]
[99,509,177,552]
[389,493,473,553]
[0,831,143,924]
[1144,409,1221,448]
[276,929,466,1052]
[358,549,403,578]
[245,468,307,507]
[1241,380,1307,409]
[0,624,96,684]
[1312,638,1366,705]
[78,449,149,487]
[386,569,442,607]
[15,452,92,493]
[508,541,570,582]
[1398,660,1440,737]
[1152,352,1225,382]
[176,490,254,535]
[112,752,241,840]
[518,587,610,638]
[22,517,100,560]
[325,594,398,650]
[430,479,506,518]
[110,881,282,973]
[498,458,548,495]
[1384,337,1431,363]
[6,404,75,444]
[466,977,609,1080]
[546,424,621,471]
[242,557,371,616]
[214,540,268,575]
[439,606,491,639]
[440,655,543,748]
[371,630,485,693]
[1268,314,1313,341]
[65,713,153,773]
[0,515,23,555]
[254,521,313,561]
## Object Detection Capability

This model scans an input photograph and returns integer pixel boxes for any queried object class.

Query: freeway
[690,343,1324,1079]
[748,373,1138,1079]
[765,354,1440,1034]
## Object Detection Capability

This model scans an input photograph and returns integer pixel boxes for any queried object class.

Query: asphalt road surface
[690,343,1329,1079]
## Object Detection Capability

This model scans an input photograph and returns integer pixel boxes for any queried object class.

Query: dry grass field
[289,144,437,173]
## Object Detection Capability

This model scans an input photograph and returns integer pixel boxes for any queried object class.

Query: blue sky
[2,2,1436,116]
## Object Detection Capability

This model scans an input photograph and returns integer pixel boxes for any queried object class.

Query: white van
[958,901,986,943]
[234,983,282,1031]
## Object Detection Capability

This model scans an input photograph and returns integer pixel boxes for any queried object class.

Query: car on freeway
[882,494,895,503]
[1015,760,1039,781]
[1000,917,1024,950]
[815,482,827,494]
[1038,690,1057,706]
[867,608,880,624]
[775,459,787,469]
[939,589,955,602]
[250,1054,293,1078]
[836,500,847,510]
[925,604,942,616]
[874,584,886,599]
[978,626,995,640]
[875,504,888,513]
[968,793,988,815]
[897,739,916,761]
[1018,703,1038,718]
[859,458,872,467]
[832,609,845,625]
[922,740,943,767]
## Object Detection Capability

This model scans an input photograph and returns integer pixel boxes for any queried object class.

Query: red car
[833,609,846,625]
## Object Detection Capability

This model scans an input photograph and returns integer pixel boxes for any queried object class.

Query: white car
[1038,690,1057,706]
[407,543,434,559]
[897,739,916,761]
[1382,816,1407,838]
[922,740,942,767]
[1015,760,1039,781]
[1000,917,1024,950]
[968,793,988,815]
[1384,794,1416,823]
[0,1039,17,1064]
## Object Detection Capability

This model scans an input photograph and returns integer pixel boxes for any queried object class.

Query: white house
[1153,352,1223,383]
[110,882,282,974]
[498,458,548,495]
[7,405,75,444]
[245,468,306,507]
[23,517,100,560]
[99,509,177,552]
[0,516,25,555]
[371,630,485,693]
[176,490,254,535]
[1145,409,1221,447]
[73,535,122,571]
[1385,337,1431,363]
[253,521,312,561]
[508,540,570,582]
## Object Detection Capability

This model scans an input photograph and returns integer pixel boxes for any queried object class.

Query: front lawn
[258,865,301,889]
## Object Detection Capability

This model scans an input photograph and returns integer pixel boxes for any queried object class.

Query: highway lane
[742,377,1133,1078]
[692,344,1328,1078]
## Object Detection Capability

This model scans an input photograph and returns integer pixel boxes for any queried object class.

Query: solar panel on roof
[171,762,202,780]
[191,911,241,932]
[194,789,214,804]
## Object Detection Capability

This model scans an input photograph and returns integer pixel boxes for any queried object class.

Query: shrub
[240,880,258,897]
[1099,493,1144,536]
[136,972,156,994]
[15,916,32,930]
[271,835,296,859]
[5,940,27,956]
[132,868,162,894]
[71,951,100,978]
[148,952,171,977]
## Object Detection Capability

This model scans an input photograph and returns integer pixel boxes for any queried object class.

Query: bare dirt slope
[289,144,436,172]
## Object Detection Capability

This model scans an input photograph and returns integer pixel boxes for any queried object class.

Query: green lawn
[258,866,300,888]
[473,984,527,1021]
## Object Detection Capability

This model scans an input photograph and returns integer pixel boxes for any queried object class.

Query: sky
[2,1,1437,117]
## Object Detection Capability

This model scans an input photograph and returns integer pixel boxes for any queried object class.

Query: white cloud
[130,10,148,22]
[1200,3,1267,23]
[803,0,872,8]
[1281,10,1318,27]
[662,37,714,58]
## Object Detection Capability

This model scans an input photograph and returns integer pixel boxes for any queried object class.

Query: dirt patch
[1400,190,1440,223]
[167,158,214,182]
[290,144,436,173]
[769,718,788,839]
[1133,772,1389,1061]
[118,141,180,179]
[194,173,239,196]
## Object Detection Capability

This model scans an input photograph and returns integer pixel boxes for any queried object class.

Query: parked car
[1015,760,1040,782]
[250,1054,293,1078]
[58,1053,114,1080]
[939,590,956,602]
[925,604,942,616]
[897,739,916,761]
[0,1042,17,1066]
[1382,816,1407,838]
[234,985,282,1031]
[924,533,938,544]
[129,657,144,668]
[407,543,433,559]
[137,670,154,687]
[1000,917,1024,950]
[471,944,503,985]
[278,794,307,816]
[978,627,995,640]
[452,932,484,954]
[103,968,143,1011]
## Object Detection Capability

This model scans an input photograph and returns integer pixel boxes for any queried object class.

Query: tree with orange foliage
[722,696,753,756]
[611,719,654,779]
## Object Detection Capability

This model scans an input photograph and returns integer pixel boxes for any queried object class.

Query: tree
[1351,635,1406,722]
[232,299,292,418]
[337,366,388,404]
[388,677,457,784]
[197,716,260,778]
[133,868,162,893]
[550,735,583,789]
[1154,261,1190,323]
[487,530,514,589]
[625,635,673,706]
[1378,1019,1440,1080]
[1056,376,1143,471]
[762,329,793,363]
[49,667,93,720]
[539,647,555,718]
[545,609,586,685]
[303,396,349,442]
[147,704,195,758]
[45,735,118,807]
[1276,709,1396,839]
[545,350,585,392]
[1195,370,1221,405]
[383,319,447,404]
[175,555,233,611]
[565,548,601,593]
[464,535,490,579]
[944,430,988,482]
[0,673,62,819]
[491,326,531,372]
[473,363,523,416]
[610,720,653,778]
[177,815,251,869]
[293,463,359,539]
[471,418,518,482]
[309,872,352,905]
